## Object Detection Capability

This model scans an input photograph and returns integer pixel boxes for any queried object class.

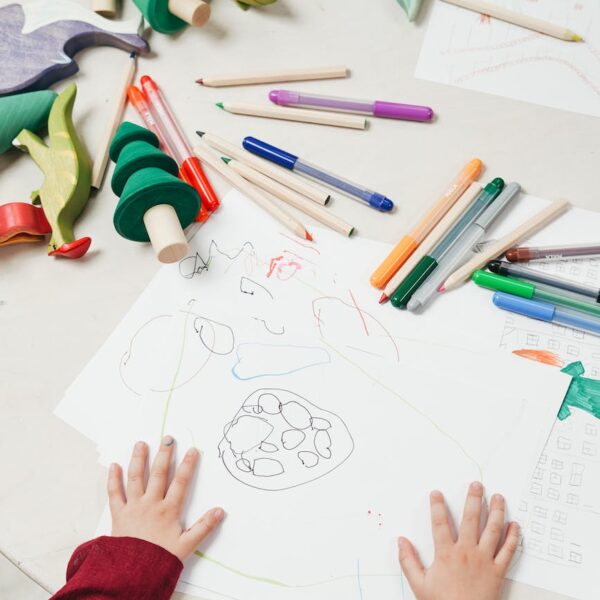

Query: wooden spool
[110,122,200,264]
[133,0,210,34]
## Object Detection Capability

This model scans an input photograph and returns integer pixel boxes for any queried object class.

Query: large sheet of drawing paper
[415,0,600,118]
[56,190,572,600]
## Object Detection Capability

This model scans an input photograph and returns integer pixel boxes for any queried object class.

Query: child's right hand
[107,436,225,562]
[398,482,520,600]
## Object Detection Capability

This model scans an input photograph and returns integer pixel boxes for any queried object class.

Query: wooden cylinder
[142,204,188,264]
[168,0,211,27]
[92,0,117,17]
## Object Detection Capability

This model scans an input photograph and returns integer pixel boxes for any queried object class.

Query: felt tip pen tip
[216,102,224,110]
[305,231,313,242]
[196,131,205,137]
[378,294,389,304]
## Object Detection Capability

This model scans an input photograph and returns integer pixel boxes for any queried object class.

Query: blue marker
[242,136,394,212]
[493,292,600,337]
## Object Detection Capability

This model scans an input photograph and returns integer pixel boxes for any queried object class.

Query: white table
[1,0,594,598]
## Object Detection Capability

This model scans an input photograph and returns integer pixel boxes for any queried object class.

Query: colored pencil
[370,158,482,289]
[193,142,312,241]
[91,53,136,189]
[197,66,349,87]
[380,182,482,303]
[506,242,600,262]
[92,0,117,17]
[216,102,366,130]
[442,199,570,292]
[441,0,583,42]
[196,131,330,206]
[225,158,355,237]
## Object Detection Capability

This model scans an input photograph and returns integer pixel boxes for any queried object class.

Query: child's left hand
[107,436,225,562]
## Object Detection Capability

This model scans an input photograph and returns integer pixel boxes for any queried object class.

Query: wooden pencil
[197,66,349,87]
[216,102,366,130]
[91,53,136,189]
[193,142,312,241]
[197,132,330,206]
[227,158,355,237]
[441,0,583,42]
[381,182,482,301]
[442,198,570,292]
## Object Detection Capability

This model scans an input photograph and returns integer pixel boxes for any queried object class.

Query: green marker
[472,270,600,318]
[390,177,504,308]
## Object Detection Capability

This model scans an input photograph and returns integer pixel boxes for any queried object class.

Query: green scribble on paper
[558,361,600,421]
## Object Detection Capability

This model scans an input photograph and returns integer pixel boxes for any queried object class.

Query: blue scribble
[231,343,331,380]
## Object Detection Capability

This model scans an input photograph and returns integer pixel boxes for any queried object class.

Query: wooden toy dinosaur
[0,1,149,96]
[13,84,92,259]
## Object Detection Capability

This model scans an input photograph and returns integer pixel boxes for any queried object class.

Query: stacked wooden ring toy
[133,0,211,34]
[109,122,200,263]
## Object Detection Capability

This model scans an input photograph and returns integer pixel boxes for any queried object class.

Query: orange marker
[370,158,482,289]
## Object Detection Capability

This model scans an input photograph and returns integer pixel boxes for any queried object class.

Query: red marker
[139,75,220,214]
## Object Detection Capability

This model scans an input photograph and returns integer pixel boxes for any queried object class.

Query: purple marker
[268,90,434,122]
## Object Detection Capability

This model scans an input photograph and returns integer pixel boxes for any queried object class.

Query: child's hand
[398,482,520,600]
[107,436,225,562]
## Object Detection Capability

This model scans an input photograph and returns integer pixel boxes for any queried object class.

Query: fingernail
[430,489,443,500]
[492,493,504,506]
[109,463,117,473]
[470,481,483,492]
[163,435,174,446]
[213,508,225,522]
[513,521,520,531]
[135,441,145,451]
[397,537,406,550]
[186,447,198,457]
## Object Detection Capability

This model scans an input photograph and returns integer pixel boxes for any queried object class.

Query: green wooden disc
[109,121,159,163]
[111,140,178,196]
[114,167,200,242]
[133,0,187,34]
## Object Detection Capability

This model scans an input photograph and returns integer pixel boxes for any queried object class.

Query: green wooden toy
[109,121,200,263]
[0,90,57,155]
[133,0,211,34]
[13,84,92,259]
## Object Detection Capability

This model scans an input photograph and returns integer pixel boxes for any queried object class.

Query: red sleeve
[51,536,183,600]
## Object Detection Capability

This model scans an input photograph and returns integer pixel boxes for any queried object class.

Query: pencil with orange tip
[370,158,482,289]
[193,142,313,241]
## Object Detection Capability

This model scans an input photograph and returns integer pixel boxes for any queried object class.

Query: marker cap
[492,292,556,321]
[242,136,298,170]
[472,270,535,299]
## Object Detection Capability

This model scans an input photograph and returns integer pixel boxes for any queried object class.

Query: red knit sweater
[51,536,183,599]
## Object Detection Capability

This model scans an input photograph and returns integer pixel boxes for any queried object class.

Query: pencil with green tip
[215,101,367,129]
[389,177,504,308]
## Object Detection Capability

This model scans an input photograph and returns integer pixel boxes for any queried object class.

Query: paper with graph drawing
[416,0,600,118]
[55,190,571,600]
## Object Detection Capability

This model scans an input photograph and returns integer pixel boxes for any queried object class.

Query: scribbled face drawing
[218,389,354,491]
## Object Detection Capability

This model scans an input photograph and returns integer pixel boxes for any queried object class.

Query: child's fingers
[179,507,225,556]
[479,493,505,556]
[145,435,175,500]
[494,521,520,572]
[165,448,199,509]
[458,481,484,545]
[430,490,454,551]
[397,537,425,594]
[127,441,148,499]
[107,463,126,512]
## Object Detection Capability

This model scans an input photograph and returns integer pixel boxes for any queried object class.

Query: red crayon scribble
[266,253,303,280]
[349,289,370,336]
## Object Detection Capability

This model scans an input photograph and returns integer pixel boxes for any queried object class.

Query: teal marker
[390,177,504,308]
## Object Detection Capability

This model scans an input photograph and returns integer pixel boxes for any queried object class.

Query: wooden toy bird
[13,84,92,259]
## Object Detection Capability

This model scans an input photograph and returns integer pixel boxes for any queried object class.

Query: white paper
[415,0,600,118]
[55,190,572,600]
